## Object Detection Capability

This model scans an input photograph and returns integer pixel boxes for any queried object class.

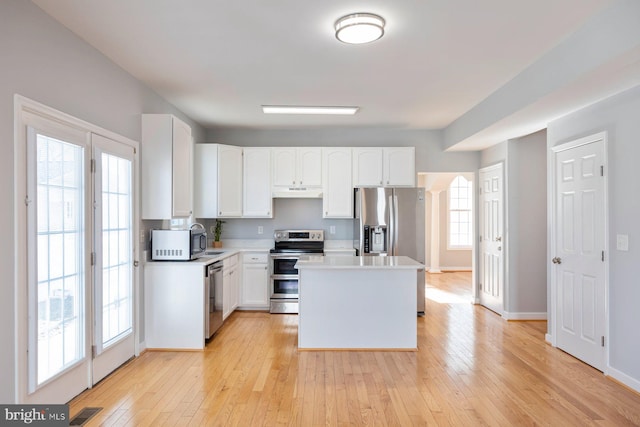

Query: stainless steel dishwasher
[206,261,224,339]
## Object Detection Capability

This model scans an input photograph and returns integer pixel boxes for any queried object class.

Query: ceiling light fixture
[335,13,385,44]
[262,105,359,115]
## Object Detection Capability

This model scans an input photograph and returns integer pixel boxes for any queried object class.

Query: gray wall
[547,84,640,387]
[207,128,480,174]
[506,130,547,315]
[479,131,547,317]
[0,0,205,403]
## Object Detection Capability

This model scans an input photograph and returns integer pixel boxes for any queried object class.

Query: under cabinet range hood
[272,188,323,198]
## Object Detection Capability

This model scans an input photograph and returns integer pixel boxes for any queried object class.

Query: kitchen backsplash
[201,198,353,241]
[142,198,354,249]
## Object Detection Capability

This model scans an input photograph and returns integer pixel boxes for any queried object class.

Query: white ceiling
[31,0,619,149]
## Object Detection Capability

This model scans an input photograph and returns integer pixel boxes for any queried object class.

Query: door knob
[495,236,502,242]
[497,246,502,251]
[552,257,562,264]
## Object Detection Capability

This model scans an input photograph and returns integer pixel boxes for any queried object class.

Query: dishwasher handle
[207,264,223,277]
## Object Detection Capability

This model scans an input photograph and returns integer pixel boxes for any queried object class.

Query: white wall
[547,84,640,390]
[422,186,473,271]
[1,0,204,403]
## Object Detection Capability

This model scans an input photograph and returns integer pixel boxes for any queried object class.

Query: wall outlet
[258,226,264,235]
[330,226,336,234]
[616,234,629,251]
[210,225,216,234]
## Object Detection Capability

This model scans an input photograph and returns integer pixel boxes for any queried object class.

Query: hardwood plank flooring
[70,272,640,426]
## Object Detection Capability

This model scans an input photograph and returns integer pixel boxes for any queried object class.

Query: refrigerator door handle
[388,194,394,255]
[393,194,399,256]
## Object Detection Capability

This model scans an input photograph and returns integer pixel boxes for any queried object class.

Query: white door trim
[549,131,609,373]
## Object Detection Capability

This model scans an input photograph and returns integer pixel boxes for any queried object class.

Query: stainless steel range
[270,229,324,314]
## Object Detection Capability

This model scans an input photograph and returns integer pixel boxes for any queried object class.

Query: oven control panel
[274,230,324,242]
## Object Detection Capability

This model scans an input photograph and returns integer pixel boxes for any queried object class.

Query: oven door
[272,256,299,275]
[270,255,299,299]
[271,275,299,299]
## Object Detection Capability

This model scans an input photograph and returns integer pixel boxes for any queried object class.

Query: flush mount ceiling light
[262,105,359,115]
[335,13,385,44]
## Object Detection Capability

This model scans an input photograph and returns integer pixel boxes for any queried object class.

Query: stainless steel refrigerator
[353,187,426,315]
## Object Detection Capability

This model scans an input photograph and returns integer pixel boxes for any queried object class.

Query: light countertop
[296,255,424,270]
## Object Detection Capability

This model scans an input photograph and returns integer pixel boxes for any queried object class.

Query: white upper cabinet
[383,147,415,187]
[272,147,322,189]
[194,144,242,218]
[217,145,243,217]
[352,148,384,187]
[353,147,415,187]
[142,114,193,219]
[243,148,272,217]
[322,148,353,218]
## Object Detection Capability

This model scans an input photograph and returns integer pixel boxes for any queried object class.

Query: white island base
[297,256,423,351]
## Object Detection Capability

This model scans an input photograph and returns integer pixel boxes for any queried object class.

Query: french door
[92,134,135,384]
[20,106,137,403]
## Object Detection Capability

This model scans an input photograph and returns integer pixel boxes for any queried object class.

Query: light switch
[616,234,629,251]
[330,226,336,234]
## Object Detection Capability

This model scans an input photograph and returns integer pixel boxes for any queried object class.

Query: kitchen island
[296,255,424,350]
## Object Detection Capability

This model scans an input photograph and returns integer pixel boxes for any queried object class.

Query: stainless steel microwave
[151,228,207,261]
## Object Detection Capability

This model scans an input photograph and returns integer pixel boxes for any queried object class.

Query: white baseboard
[427,266,472,272]
[545,333,553,344]
[137,340,146,356]
[607,366,640,394]
[503,311,547,321]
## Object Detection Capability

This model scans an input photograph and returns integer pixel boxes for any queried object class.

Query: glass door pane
[34,134,85,387]
[99,152,133,348]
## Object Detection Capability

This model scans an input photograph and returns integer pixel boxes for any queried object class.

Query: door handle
[552,257,562,264]
[495,236,502,242]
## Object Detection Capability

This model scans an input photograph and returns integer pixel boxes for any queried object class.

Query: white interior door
[478,163,504,315]
[92,134,136,384]
[553,135,606,371]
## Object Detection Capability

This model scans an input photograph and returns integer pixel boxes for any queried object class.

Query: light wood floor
[70,272,640,426]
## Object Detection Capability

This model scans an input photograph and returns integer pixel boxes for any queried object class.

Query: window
[448,175,472,249]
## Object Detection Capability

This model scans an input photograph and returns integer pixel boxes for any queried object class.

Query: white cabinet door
[217,145,243,217]
[241,263,269,307]
[272,147,322,189]
[194,144,218,218]
[222,269,232,320]
[230,264,240,311]
[323,148,353,218]
[171,117,193,217]
[243,148,272,217]
[352,148,384,187]
[298,147,322,187]
[223,255,240,318]
[272,148,297,187]
[384,147,415,187]
[142,114,193,219]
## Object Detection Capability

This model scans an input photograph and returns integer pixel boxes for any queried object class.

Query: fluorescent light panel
[262,105,359,115]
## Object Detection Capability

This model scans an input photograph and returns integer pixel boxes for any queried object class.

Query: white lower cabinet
[240,252,269,309]
[144,262,206,350]
[223,254,240,320]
